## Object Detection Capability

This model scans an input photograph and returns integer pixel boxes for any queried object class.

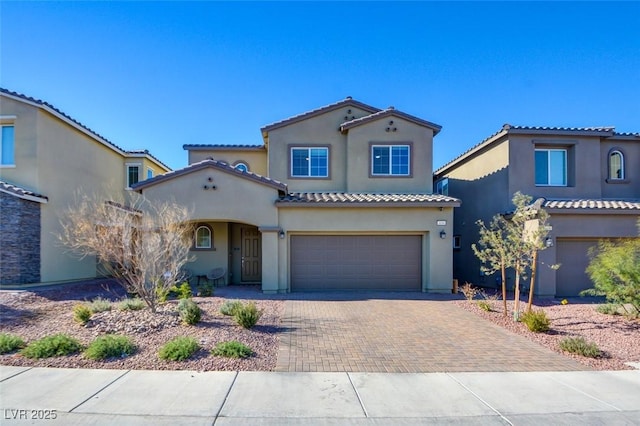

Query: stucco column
[258,226,280,294]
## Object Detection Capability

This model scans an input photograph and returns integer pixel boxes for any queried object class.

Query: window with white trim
[147,167,154,180]
[435,178,449,195]
[126,164,141,188]
[371,145,410,176]
[535,148,566,186]
[290,147,328,177]
[235,162,249,173]
[608,150,624,180]
[194,225,212,249]
[1,125,15,166]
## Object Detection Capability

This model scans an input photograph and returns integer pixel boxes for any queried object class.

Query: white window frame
[371,144,411,176]
[436,178,449,195]
[194,225,212,249]
[146,167,155,180]
[290,147,329,178]
[125,163,142,189]
[608,150,625,180]
[535,148,567,187]
[234,162,249,173]
[1,122,16,167]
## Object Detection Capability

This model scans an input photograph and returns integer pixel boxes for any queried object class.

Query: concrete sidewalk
[1,367,639,425]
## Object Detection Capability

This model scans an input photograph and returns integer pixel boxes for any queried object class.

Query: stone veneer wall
[0,192,41,284]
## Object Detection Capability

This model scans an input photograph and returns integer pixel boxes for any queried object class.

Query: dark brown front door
[241,227,261,282]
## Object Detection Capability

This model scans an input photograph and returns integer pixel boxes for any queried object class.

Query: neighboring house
[434,124,640,297]
[132,97,460,293]
[0,88,171,285]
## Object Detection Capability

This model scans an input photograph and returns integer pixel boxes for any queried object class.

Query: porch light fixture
[439,230,447,239]
[545,237,553,247]
[279,230,285,239]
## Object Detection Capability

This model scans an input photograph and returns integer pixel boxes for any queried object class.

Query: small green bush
[559,337,602,358]
[85,335,136,360]
[234,302,262,329]
[21,334,83,359]
[89,297,113,313]
[157,286,171,303]
[118,297,146,311]
[0,333,25,354]
[212,341,253,358]
[520,309,550,333]
[158,336,199,361]
[477,300,492,312]
[220,300,243,316]
[596,303,621,316]
[177,298,202,325]
[197,281,213,297]
[175,282,193,299]
[73,304,92,324]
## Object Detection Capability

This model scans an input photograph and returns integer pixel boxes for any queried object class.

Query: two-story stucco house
[434,124,640,297]
[132,97,460,293]
[0,88,171,285]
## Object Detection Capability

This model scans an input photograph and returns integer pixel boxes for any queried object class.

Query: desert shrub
[596,303,621,316]
[459,282,480,301]
[158,336,199,361]
[89,297,113,313]
[197,281,214,297]
[118,297,146,311]
[477,300,492,312]
[21,334,83,359]
[177,298,202,325]
[174,282,193,299]
[157,286,171,304]
[85,335,136,360]
[73,304,92,324]
[520,309,550,333]
[234,302,262,329]
[220,300,243,316]
[211,341,253,358]
[559,337,602,358]
[0,333,25,354]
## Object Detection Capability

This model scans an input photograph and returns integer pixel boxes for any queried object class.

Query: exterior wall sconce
[439,230,447,239]
[279,230,285,239]
[545,237,553,247]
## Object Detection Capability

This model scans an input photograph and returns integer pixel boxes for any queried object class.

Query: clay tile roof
[277,192,460,206]
[543,199,640,211]
[260,97,380,133]
[504,124,616,133]
[0,88,170,171]
[0,180,48,203]
[340,108,442,135]
[183,144,265,151]
[130,159,287,192]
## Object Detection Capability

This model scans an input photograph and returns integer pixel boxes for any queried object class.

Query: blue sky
[1,1,638,171]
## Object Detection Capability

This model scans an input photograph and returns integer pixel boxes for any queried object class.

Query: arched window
[195,225,212,249]
[608,150,624,180]
[234,162,249,173]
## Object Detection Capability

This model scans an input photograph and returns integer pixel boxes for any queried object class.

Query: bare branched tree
[58,192,194,312]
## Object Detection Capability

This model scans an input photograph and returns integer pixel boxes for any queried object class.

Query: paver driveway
[275,293,586,373]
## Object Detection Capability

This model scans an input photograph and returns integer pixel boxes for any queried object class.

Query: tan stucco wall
[183,221,229,280]
[266,106,374,192]
[345,118,434,193]
[188,149,267,176]
[277,206,455,293]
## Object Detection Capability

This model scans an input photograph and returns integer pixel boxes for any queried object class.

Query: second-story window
[608,150,625,180]
[435,178,449,195]
[1,125,15,166]
[291,147,328,178]
[126,164,141,188]
[147,167,154,180]
[371,145,410,176]
[234,162,249,173]
[535,148,566,186]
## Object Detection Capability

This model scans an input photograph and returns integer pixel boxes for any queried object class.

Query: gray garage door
[290,235,422,291]
[556,239,599,297]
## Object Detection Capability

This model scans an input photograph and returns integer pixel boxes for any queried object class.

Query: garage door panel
[291,235,421,291]
[556,239,598,297]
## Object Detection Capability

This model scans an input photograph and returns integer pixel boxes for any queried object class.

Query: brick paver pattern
[276,294,587,373]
